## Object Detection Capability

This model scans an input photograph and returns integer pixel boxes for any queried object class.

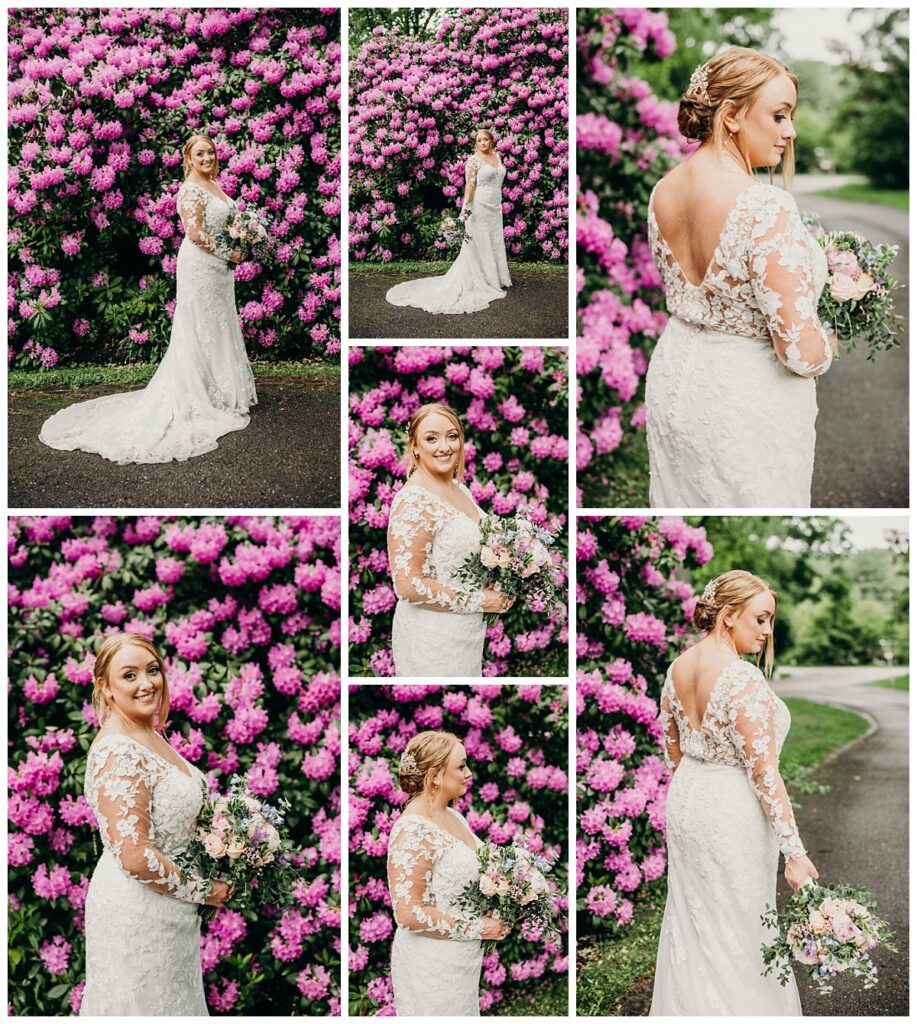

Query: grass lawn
[814,185,909,210]
[9,360,340,391]
[580,428,650,507]
[350,260,567,276]
[869,673,909,691]
[575,698,870,1015]
[497,975,568,1016]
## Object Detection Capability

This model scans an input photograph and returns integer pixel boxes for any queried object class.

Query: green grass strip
[868,673,909,691]
[498,975,568,1016]
[349,260,568,275]
[814,185,908,210]
[9,360,340,391]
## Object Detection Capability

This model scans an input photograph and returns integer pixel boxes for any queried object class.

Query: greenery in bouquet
[803,213,904,359]
[761,881,896,994]
[437,211,473,256]
[219,208,274,266]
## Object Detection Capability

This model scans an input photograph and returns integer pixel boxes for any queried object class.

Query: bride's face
[189,141,216,178]
[412,411,462,481]
[475,131,493,154]
[734,73,797,168]
[102,642,165,726]
[435,742,472,801]
[723,590,775,656]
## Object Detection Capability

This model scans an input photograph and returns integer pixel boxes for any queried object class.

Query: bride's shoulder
[86,732,149,771]
[740,181,799,217]
[465,153,483,169]
[722,657,769,696]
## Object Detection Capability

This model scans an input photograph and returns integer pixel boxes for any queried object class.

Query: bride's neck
[415,467,455,492]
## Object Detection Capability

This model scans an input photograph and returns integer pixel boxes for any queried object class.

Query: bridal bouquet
[761,880,896,994]
[454,514,564,624]
[179,774,298,919]
[218,207,272,263]
[437,211,472,254]
[452,840,560,951]
[803,212,903,359]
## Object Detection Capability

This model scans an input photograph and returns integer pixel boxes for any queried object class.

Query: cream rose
[202,832,227,858]
[496,549,512,569]
[479,875,498,896]
[226,839,246,860]
[829,271,872,303]
[480,547,499,569]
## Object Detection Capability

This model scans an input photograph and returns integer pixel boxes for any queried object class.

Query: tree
[348,7,455,50]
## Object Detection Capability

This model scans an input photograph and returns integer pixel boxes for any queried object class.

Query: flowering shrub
[348,345,569,677]
[349,7,568,264]
[348,684,568,1014]
[8,8,341,369]
[576,516,712,933]
[7,515,341,1015]
[576,9,691,502]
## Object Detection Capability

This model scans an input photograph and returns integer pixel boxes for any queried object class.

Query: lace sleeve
[387,487,483,613]
[461,156,480,217]
[725,665,807,860]
[386,817,483,940]
[748,189,833,378]
[89,742,210,903]
[177,184,229,260]
[659,679,682,772]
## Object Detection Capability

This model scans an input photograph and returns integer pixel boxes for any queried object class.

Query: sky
[838,516,908,551]
[772,7,892,64]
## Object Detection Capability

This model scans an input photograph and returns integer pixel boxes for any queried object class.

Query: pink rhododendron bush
[348,345,569,677]
[576,516,711,933]
[348,683,569,1015]
[8,8,341,369]
[576,9,692,503]
[7,515,341,1015]
[349,7,569,264]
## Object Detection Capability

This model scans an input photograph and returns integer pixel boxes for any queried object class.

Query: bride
[81,632,231,1015]
[40,134,257,464]
[386,402,513,677]
[385,129,512,314]
[387,730,511,1016]
[651,570,819,1015]
[645,48,837,507]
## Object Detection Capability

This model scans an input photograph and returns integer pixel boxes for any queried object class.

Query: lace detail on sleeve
[725,665,807,860]
[462,156,481,216]
[659,675,682,772]
[88,740,209,903]
[177,182,230,261]
[386,816,483,940]
[387,486,483,613]
[748,190,833,378]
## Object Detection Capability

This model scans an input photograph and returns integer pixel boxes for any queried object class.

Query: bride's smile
[102,642,166,723]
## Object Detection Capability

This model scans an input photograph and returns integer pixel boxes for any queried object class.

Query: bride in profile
[386,731,511,1015]
[651,570,818,1015]
[645,48,837,507]
[81,632,231,1015]
[386,402,513,677]
[40,134,257,464]
[385,129,511,315]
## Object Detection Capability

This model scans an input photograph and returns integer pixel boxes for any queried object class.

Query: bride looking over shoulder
[645,47,838,508]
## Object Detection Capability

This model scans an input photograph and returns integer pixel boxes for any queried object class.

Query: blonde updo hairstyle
[182,133,219,180]
[678,46,797,180]
[694,569,778,676]
[398,730,461,797]
[402,402,466,481]
[91,632,171,730]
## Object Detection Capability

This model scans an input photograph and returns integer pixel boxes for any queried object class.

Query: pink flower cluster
[348,684,568,1013]
[8,515,341,1016]
[8,8,340,368]
[576,516,712,932]
[349,8,568,263]
[348,345,569,677]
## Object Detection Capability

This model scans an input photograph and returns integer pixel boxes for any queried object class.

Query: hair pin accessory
[400,751,417,773]
[688,61,710,103]
[702,579,717,603]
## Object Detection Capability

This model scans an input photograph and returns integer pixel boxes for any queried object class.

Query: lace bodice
[465,155,506,212]
[649,181,833,377]
[84,734,209,903]
[177,180,236,261]
[659,659,806,860]
[387,810,483,940]
[387,482,485,613]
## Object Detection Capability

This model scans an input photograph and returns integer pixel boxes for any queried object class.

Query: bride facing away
[645,48,837,508]
[385,129,512,315]
[386,402,513,678]
[650,570,818,1015]
[386,731,511,1016]
[40,134,257,465]
[81,633,231,1015]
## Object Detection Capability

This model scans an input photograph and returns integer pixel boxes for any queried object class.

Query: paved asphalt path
[9,377,341,508]
[791,188,909,507]
[348,266,568,339]
[773,665,909,1015]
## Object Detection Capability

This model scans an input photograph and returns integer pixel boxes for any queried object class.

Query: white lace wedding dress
[650,659,804,1015]
[387,481,485,677]
[40,180,257,464]
[387,809,484,1016]
[645,181,833,507]
[81,734,210,1016]
[385,155,511,314]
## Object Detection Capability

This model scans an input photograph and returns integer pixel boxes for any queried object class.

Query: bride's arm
[659,689,682,771]
[177,187,230,260]
[749,196,835,378]
[726,670,807,861]
[459,158,478,222]
[92,748,210,903]
[387,825,483,940]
